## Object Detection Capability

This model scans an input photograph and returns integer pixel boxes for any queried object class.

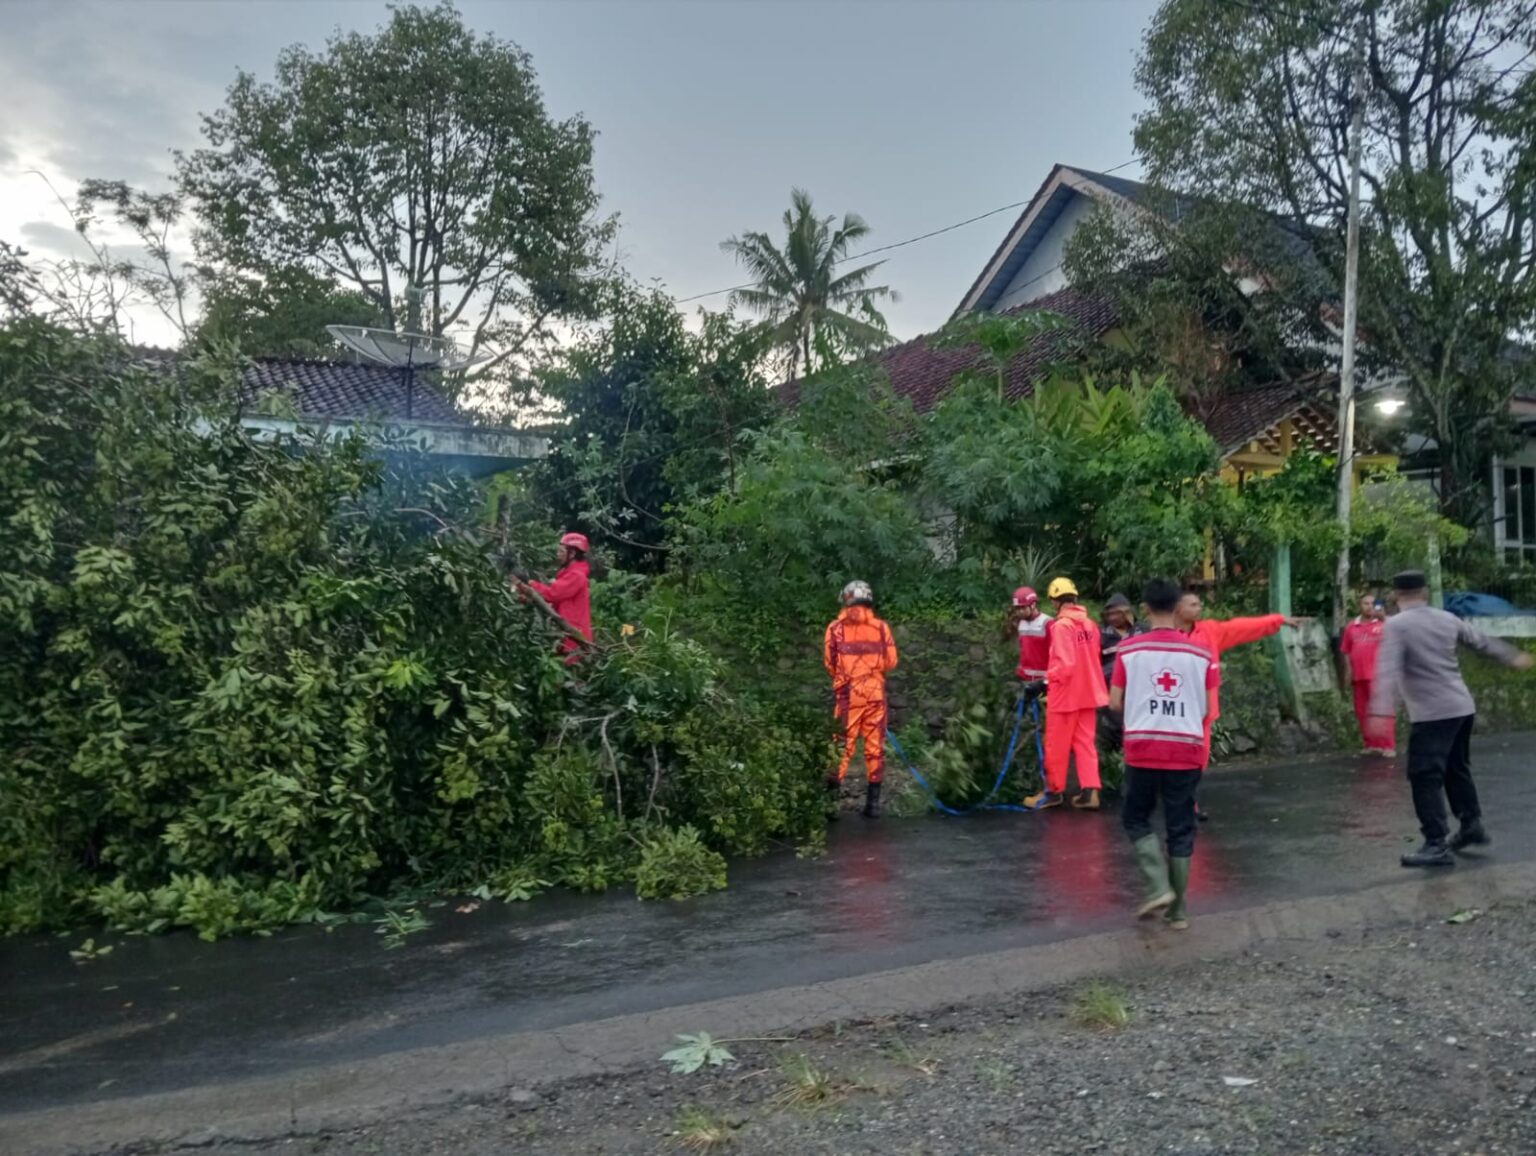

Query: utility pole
[1333,22,1367,635]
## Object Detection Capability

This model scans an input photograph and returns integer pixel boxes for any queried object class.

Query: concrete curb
[8,859,1535,1155]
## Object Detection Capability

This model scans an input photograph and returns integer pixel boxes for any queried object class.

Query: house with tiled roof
[837,164,1362,486]
[237,356,545,477]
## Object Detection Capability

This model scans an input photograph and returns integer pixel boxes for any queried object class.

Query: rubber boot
[1133,834,1175,918]
[1164,857,1191,930]
[862,781,882,818]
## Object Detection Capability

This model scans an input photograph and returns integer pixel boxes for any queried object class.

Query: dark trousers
[1406,714,1479,843]
[1097,706,1124,753]
[1121,766,1203,857]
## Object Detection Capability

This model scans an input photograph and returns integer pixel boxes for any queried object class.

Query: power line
[677,158,1140,305]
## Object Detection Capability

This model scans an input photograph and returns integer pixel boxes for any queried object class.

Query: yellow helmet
[1046,576,1079,600]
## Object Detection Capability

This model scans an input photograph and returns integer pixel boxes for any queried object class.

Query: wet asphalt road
[2,732,1532,1117]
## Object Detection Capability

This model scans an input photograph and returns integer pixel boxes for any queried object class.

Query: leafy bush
[0,321,826,938]
[633,825,728,900]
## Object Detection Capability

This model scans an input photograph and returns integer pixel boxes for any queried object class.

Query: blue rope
[885,694,1047,817]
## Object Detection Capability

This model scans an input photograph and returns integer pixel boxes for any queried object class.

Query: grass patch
[881,1033,939,1075]
[1071,982,1131,1031]
[772,1052,844,1107]
[675,1106,732,1150]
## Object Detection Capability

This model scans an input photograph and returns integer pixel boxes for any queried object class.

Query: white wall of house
[991,193,1098,311]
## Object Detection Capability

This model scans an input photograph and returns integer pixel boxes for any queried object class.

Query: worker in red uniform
[824,580,899,818]
[1009,586,1052,683]
[1024,577,1109,811]
[1341,594,1394,755]
[518,532,593,661]
[1176,591,1306,818]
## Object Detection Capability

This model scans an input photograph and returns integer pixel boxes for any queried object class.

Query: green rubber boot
[1133,834,1175,919]
[1165,857,1191,930]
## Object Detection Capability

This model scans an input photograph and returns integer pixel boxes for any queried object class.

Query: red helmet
[559,532,590,554]
[1012,586,1038,607]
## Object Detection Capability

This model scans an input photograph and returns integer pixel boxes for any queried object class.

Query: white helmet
[840,580,874,605]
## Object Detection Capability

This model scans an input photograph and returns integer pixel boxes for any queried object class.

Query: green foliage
[0,321,826,938]
[194,267,387,358]
[531,286,777,571]
[178,1,614,391]
[722,188,897,377]
[923,374,1223,592]
[633,826,728,901]
[1134,0,1536,522]
[662,1032,736,1075]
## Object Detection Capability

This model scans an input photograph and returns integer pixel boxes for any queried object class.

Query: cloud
[20,220,94,259]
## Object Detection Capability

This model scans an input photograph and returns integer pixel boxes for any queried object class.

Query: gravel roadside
[158,896,1536,1156]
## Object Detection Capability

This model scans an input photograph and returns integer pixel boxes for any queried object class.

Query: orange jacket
[1187,613,1284,721]
[1045,602,1109,712]
[824,606,899,704]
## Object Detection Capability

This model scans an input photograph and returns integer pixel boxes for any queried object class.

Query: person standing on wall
[1098,592,1145,754]
[1367,570,1533,868]
[1109,577,1218,931]
[824,580,900,818]
[1024,577,1109,812]
[516,532,593,663]
[1341,594,1394,756]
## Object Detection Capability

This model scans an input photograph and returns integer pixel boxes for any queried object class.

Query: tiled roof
[1203,376,1338,455]
[241,358,464,424]
[806,286,1118,415]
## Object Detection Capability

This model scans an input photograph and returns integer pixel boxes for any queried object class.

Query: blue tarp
[1445,592,1536,618]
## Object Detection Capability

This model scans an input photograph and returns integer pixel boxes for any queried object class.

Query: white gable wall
[991,193,1098,311]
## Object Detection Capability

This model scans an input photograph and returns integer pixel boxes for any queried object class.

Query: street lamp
[1374,396,1406,416]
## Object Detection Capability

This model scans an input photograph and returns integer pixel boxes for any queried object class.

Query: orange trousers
[836,698,887,785]
[1044,707,1100,793]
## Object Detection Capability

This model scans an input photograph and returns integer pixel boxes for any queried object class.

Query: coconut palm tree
[721,188,898,377]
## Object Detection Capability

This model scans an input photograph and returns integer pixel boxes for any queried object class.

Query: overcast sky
[0,0,1159,347]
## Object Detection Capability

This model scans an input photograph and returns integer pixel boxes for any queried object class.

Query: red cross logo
[1153,668,1183,696]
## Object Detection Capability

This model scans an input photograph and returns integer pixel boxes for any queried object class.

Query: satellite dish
[325,324,491,420]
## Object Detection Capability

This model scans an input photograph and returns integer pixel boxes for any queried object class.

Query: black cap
[1392,569,1428,592]
[1104,593,1133,611]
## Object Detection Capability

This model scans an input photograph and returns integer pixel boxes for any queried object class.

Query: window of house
[1495,462,1536,561]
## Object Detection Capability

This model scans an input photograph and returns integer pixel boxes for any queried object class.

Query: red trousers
[1044,707,1100,793]
[836,698,887,784]
[1353,681,1394,750]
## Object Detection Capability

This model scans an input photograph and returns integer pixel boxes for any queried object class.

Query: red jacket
[529,560,592,645]
[1185,613,1283,721]
[1046,603,1109,712]
[1340,617,1384,683]
[1015,611,1052,679]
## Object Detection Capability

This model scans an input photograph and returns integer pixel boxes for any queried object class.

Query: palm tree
[721,189,898,377]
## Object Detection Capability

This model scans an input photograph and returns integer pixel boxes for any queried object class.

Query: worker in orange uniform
[1175,590,1307,819]
[1024,577,1109,811]
[824,580,899,818]
[517,532,593,662]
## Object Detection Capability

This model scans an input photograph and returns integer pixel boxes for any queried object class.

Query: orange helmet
[559,532,590,554]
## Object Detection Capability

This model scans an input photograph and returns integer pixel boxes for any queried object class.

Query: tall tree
[721,189,897,378]
[533,286,778,571]
[178,2,614,391]
[194,267,387,358]
[1133,0,1536,522]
